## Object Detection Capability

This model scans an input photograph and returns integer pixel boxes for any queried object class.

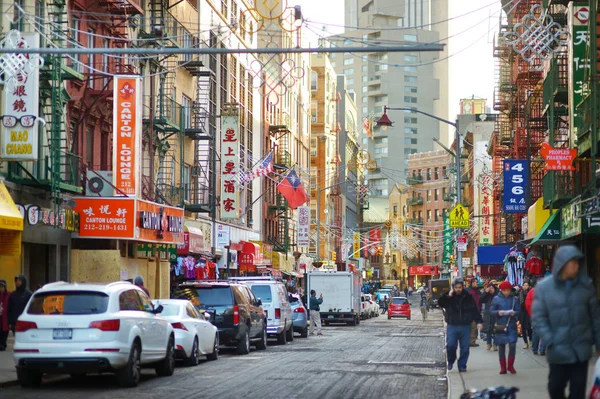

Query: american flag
[251,152,274,178]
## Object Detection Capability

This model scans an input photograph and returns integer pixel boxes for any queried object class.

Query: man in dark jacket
[533,245,600,399]
[466,278,482,347]
[0,280,10,350]
[438,278,483,372]
[7,275,32,334]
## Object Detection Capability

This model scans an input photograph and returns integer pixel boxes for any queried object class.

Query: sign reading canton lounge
[113,76,142,196]
[570,4,590,150]
[220,115,239,219]
[503,160,529,213]
[1,33,41,160]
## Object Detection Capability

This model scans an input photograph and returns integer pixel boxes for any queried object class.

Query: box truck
[307,270,361,326]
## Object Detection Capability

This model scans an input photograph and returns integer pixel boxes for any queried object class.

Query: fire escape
[268,124,292,253]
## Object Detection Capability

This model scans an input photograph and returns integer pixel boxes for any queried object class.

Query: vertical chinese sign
[113,76,142,196]
[478,176,495,245]
[220,115,239,219]
[503,160,529,213]
[569,4,590,149]
[297,205,310,248]
[442,213,452,265]
[1,33,41,160]
[353,232,360,259]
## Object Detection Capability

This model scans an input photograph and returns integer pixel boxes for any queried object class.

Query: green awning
[530,210,562,246]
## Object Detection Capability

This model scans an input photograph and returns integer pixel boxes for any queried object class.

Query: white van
[230,277,294,344]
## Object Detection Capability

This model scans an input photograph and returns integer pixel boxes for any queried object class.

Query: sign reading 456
[503,160,529,214]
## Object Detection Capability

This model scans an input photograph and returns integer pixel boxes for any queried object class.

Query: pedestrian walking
[408,286,413,297]
[419,290,428,321]
[524,285,545,356]
[532,245,600,399]
[466,278,482,347]
[438,278,483,372]
[0,280,10,351]
[7,275,32,334]
[134,275,150,297]
[382,295,389,314]
[491,281,520,374]
[480,282,499,351]
[518,281,532,349]
[309,290,323,336]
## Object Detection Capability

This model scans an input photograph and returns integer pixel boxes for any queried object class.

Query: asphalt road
[0,297,447,399]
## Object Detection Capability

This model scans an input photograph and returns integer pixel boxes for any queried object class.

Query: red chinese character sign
[220,115,239,219]
[1,33,42,160]
[539,142,576,171]
[478,174,495,245]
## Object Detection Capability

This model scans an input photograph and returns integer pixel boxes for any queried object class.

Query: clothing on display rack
[504,249,525,286]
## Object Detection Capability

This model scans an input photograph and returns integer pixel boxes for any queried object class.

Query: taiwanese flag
[276,169,309,210]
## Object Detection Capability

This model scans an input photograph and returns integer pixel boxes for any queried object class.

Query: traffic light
[331,251,337,261]
[377,246,383,256]
[450,255,455,264]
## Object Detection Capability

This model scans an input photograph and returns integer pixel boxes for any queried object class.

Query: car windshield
[249,285,272,303]
[156,303,180,316]
[174,287,233,307]
[27,291,109,315]
[392,298,407,305]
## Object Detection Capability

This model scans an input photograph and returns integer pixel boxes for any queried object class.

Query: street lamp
[376,106,464,279]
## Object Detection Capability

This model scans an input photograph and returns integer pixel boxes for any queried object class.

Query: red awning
[408,265,439,275]
[239,241,260,273]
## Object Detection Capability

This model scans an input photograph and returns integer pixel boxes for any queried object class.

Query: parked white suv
[230,277,293,344]
[13,281,175,388]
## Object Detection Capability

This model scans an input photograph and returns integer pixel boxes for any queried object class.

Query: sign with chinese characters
[220,115,239,219]
[297,205,310,248]
[137,200,184,244]
[478,179,494,245]
[456,234,468,252]
[216,223,230,250]
[503,160,529,213]
[442,213,452,264]
[353,232,361,257]
[73,197,136,239]
[113,76,142,196]
[540,142,577,171]
[369,228,381,244]
[570,4,590,149]
[562,201,582,239]
[1,33,41,160]
[408,266,439,275]
[449,203,470,228]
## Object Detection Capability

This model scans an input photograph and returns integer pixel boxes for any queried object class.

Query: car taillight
[233,305,239,325]
[362,304,365,309]
[15,321,37,332]
[171,322,189,331]
[275,308,281,319]
[294,307,305,313]
[88,319,120,331]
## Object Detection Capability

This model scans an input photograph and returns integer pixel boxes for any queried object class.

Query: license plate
[53,328,72,340]
[328,315,334,319]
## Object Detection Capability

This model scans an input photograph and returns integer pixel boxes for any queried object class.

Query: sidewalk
[0,335,16,386]
[447,341,597,398]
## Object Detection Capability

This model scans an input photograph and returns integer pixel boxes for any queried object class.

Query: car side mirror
[256,298,262,306]
[154,304,164,314]
[204,312,211,321]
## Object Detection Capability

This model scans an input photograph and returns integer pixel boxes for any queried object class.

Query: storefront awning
[530,210,562,246]
[186,225,205,254]
[0,181,23,231]
[477,245,512,265]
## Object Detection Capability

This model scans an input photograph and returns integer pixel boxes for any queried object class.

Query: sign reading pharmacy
[449,204,469,228]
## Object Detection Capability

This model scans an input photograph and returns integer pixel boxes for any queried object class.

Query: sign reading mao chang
[113,76,141,196]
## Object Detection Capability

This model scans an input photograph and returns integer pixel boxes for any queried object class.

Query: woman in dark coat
[491,281,520,374]
[480,283,499,351]
[518,281,533,349]
[0,280,10,351]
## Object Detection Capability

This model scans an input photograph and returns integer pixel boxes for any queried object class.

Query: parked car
[152,299,219,366]
[388,296,411,320]
[173,281,267,355]
[230,277,293,344]
[365,294,379,318]
[13,281,175,388]
[289,294,308,338]
[360,295,371,320]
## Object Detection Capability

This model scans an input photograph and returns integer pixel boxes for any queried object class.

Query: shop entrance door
[26,243,55,290]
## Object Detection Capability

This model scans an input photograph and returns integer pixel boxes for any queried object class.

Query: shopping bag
[590,357,600,399]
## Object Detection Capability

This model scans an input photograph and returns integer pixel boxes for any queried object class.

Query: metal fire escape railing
[267,124,292,253]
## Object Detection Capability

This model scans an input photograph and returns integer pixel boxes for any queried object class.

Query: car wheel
[236,330,250,355]
[277,325,287,345]
[17,369,42,388]
[387,316,392,320]
[356,316,360,325]
[207,334,219,360]
[408,316,411,320]
[156,336,176,377]
[184,337,200,367]
[286,324,294,342]
[256,324,267,350]
[117,341,141,388]
[300,327,308,338]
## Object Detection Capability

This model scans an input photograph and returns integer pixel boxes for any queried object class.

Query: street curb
[0,379,19,388]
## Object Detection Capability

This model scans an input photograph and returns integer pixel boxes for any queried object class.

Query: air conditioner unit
[311,150,317,157]
[86,171,114,197]
[311,116,317,122]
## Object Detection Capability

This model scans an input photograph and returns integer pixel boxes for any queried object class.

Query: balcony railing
[407,175,423,185]
[407,197,423,206]
[7,152,83,193]
[543,55,568,110]
[407,217,424,225]
[543,171,574,209]
[144,95,184,131]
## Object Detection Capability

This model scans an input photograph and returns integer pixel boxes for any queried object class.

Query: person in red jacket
[525,287,545,355]
[0,280,10,351]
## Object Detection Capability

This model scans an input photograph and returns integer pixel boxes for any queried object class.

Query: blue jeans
[447,325,471,370]
[532,330,545,352]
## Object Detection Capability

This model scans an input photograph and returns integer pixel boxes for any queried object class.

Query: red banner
[408,266,439,275]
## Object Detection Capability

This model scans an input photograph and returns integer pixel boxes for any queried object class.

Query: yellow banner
[353,232,360,255]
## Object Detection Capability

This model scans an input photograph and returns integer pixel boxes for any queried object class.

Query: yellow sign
[0,181,23,231]
[449,203,470,228]
[353,232,360,255]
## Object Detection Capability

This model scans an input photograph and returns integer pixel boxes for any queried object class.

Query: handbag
[494,297,516,334]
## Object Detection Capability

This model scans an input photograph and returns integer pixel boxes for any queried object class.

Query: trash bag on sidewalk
[590,357,600,399]
[460,386,519,399]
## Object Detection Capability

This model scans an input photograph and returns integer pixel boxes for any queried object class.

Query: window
[374,147,388,154]
[427,168,431,180]
[404,148,417,155]
[393,205,398,216]
[404,137,417,145]
[405,76,417,83]
[442,166,447,178]
[434,167,439,179]
[405,86,418,94]
[311,100,318,122]
[311,71,318,91]
[362,96,368,104]
[374,95,387,103]
[186,304,201,319]
[375,64,388,72]
[442,187,447,198]
[427,190,431,200]
[362,76,368,83]
[404,117,417,124]
[362,106,368,114]
[362,65,368,73]
[404,66,417,73]
[119,290,143,311]
[404,96,417,104]
[435,189,439,201]
[28,291,109,315]
[344,58,354,65]
[347,78,354,85]
[70,18,82,73]
[404,55,417,62]
[249,285,272,303]
[362,86,368,93]
[404,127,418,135]
[182,95,192,128]
[427,210,432,221]
[374,137,388,145]
[102,39,109,87]
[435,209,439,221]
[404,34,417,42]
[137,291,154,312]
[344,68,355,75]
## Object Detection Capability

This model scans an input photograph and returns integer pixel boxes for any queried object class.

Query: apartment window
[413,211,416,219]
[362,86,368,93]
[434,189,439,201]
[405,86,418,94]
[374,95,387,103]
[404,148,417,155]
[182,95,192,128]
[405,76,417,83]
[435,209,439,221]
[404,55,417,62]
[442,187,447,198]
[393,205,398,216]
[427,190,431,200]
[362,96,368,104]
[404,117,417,124]
[71,18,82,73]
[362,76,368,83]
[183,165,191,202]
[374,137,388,145]
[427,169,431,180]
[331,61,336,68]
[404,66,417,73]
[362,65,367,73]
[310,71,318,91]
[404,138,417,145]
[344,68,355,75]
[344,58,354,65]
[362,106,368,114]
[347,78,354,85]
[311,100,318,122]
[102,39,109,87]
[404,34,417,42]
[418,211,423,219]
[427,210,432,221]
[374,147,388,155]
[442,166,447,178]
[375,64,388,72]
[404,96,417,104]
[374,105,384,114]
[404,127,418,135]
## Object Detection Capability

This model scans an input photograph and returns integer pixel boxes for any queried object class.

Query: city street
[0,298,447,399]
